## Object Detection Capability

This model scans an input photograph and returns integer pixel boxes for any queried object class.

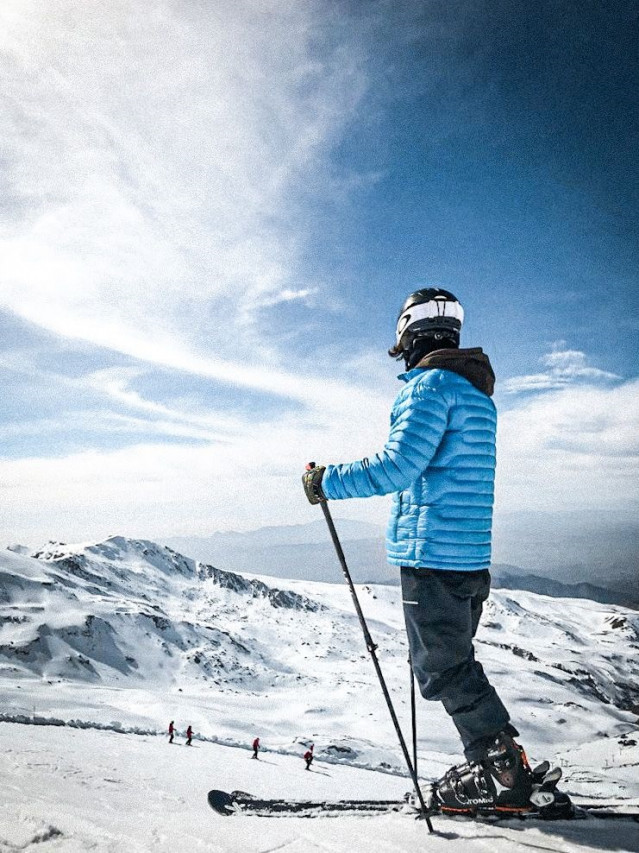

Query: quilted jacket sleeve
[321,381,450,500]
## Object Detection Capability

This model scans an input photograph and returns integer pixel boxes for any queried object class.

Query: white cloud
[0,411,225,445]
[0,402,395,544]
[504,345,620,393]
[83,367,248,438]
[496,378,639,512]
[3,325,637,543]
[0,0,367,396]
[252,288,318,310]
[5,359,637,544]
[0,1,410,544]
[0,336,398,545]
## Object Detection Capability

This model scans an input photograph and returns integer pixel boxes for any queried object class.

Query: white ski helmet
[388,288,464,362]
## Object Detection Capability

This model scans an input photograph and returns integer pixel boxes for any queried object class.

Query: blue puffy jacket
[321,348,497,571]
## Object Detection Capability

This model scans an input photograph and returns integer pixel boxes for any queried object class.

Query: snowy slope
[1,722,639,853]
[1,537,639,851]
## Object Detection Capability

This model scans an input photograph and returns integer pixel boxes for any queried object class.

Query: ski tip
[208,789,236,816]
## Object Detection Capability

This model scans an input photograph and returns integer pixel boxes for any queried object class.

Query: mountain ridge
[1,534,638,766]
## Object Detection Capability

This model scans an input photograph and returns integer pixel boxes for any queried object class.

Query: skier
[302,288,534,814]
[168,720,175,744]
[304,743,314,770]
[252,737,260,759]
[186,725,193,746]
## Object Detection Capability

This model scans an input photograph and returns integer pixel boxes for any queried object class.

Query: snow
[2,723,639,852]
[1,537,639,851]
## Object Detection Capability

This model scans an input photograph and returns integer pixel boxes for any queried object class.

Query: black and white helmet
[388,288,464,362]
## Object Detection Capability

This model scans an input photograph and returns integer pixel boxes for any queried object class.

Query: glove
[302,463,326,505]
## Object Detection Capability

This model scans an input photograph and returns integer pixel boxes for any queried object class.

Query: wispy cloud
[503,344,620,393]
[0,333,397,541]
[84,367,248,438]
[4,372,637,545]
[0,0,367,397]
[0,411,224,446]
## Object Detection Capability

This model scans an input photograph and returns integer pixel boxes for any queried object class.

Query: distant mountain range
[164,521,639,610]
[490,565,639,611]
[164,519,395,584]
[491,508,639,592]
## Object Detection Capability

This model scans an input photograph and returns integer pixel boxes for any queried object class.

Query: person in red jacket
[304,743,314,770]
[168,721,175,744]
[186,725,193,746]
[252,737,260,759]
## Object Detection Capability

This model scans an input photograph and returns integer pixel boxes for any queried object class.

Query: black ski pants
[401,566,510,763]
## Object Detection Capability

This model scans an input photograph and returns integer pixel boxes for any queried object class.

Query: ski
[208,789,402,817]
[208,789,639,821]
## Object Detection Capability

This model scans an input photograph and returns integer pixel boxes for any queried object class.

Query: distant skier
[168,721,175,744]
[252,737,260,759]
[302,289,535,814]
[303,744,314,770]
[186,725,193,746]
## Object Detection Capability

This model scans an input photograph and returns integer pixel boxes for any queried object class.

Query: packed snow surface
[2,722,639,853]
[1,537,638,851]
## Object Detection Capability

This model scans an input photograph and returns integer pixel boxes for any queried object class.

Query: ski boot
[431,730,534,815]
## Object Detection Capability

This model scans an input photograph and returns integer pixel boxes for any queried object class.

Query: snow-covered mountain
[2,536,639,851]
[1,536,638,776]
[1,537,321,704]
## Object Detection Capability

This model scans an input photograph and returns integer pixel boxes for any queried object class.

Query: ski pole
[409,651,418,779]
[308,470,433,830]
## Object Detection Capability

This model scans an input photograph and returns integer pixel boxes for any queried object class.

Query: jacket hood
[415,347,495,396]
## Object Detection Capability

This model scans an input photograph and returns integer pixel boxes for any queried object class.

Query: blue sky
[1,0,638,555]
